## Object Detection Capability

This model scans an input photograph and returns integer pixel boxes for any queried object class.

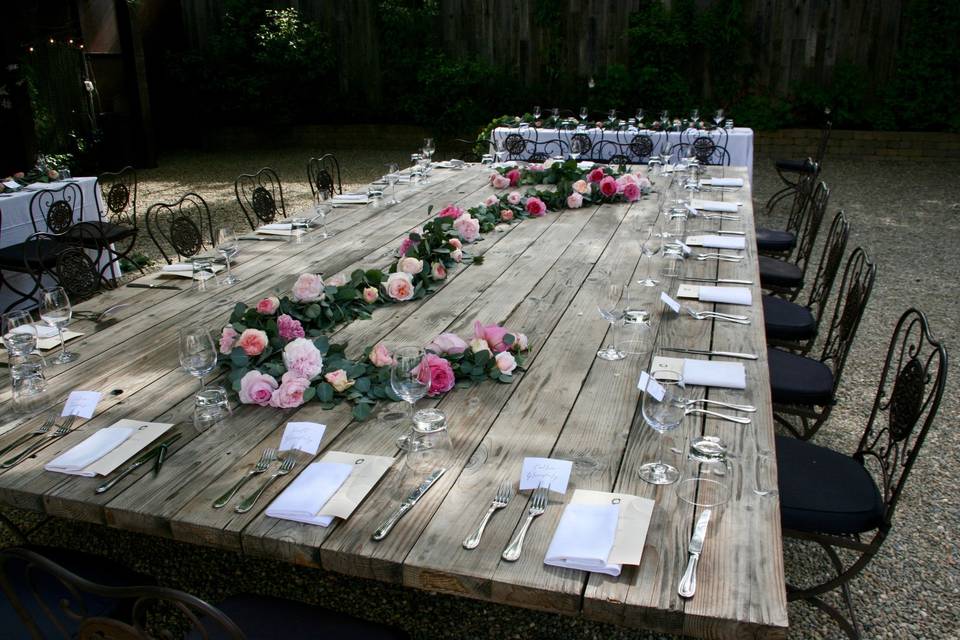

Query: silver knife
[715,230,745,236]
[680,277,754,285]
[662,347,758,360]
[372,468,446,541]
[678,509,712,598]
[238,236,287,242]
[127,283,182,290]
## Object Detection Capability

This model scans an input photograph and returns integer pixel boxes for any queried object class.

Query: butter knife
[238,236,287,242]
[95,432,181,494]
[662,347,758,360]
[679,509,712,598]
[127,283,181,290]
[372,468,446,541]
[680,277,754,285]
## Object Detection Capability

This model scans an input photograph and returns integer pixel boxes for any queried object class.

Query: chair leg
[786,542,866,639]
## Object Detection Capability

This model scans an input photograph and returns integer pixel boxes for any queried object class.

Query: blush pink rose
[501,209,514,221]
[470,337,490,353]
[437,204,465,219]
[385,271,415,301]
[448,238,462,250]
[398,235,418,256]
[495,351,517,374]
[599,176,618,197]
[512,332,529,351]
[431,262,446,280]
[491,174,510,190]
[237,328,268,356]
[426,332,468,355]
[292,273,325,302]
[525,197,547,217]
[413,353,456,397]
[397,257,423,274]
[369,342,394,367]
[623,181,641,202]
[636,175,651,190]
[573,179,590,194]
[219,325,238,354]
[324,369,355,393]
[450,248,463,263]
[327,274,348,287]
[566,192,584,208]
[256,296,280,314]
[588,168,606,183]
[13,172,24,179]
[238,370,279,406]
[269,372,311,409]
[362,286,379,303]
[453,214,480,243]
[282,338,323,380]
[483,195,499,207]
[473,320,510,353]
[277,314,305,340]
[47,169,59,180]
[507,191,522,205]
[506,169,521,186]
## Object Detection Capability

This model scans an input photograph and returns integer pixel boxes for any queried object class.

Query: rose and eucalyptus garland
[218,160,648,420]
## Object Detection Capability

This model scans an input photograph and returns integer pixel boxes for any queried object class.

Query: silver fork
[234,457,295,514]
[2,424,71,468]
[0,413,57,458]
[213,447,277,508]
[685,398,757,413]
[684,308,751,325]
[685,408,752,424]
[502,487,548,562]
[696,253,743,262]
[463,481,513,550]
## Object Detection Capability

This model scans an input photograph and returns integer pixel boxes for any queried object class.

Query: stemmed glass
[636,224,660,287]
[713,109,724,128]
[390,346,431,450]
[532,105,541,119]
[636,108,645,127]
[313,191,332,239]
[40,287,76,364]
[2,310,37,357]
[639,369,686,484]
[179,326,217,392]
[216,227,239,285]
[596,283,625,361]
[421,138,435,169]
[579,106,589,123]
[570,137,583,162]
[385,163,400,205]
[608,108,617,122]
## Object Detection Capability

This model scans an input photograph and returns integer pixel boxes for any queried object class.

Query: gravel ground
[2,144,959,639]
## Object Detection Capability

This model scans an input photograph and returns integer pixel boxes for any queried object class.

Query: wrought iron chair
[145,193,216,265]
[756,165,822,254]
[759,180,830,300]
[22,223,115,305]
[307,154,342,200]
[235,168,286,231]
[667,139,731,166]
[776,308,947,639]
[769,247,876,440]
[28,183,84,237]
[0,208,58,311]
[763,210,850,355]
[765,110,832,212]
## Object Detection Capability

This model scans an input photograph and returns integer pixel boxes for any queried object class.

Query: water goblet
[2,310,38,357]
[636,108,645,126]
[179,325,217,392]
[216,227,240,285]
[389,346,432,450]
[638,369,686,484]
[596,283,626,361]
[39,287,76,364]
[579,106,589,122]
[636,224,660,287]
[313,191,332,239]
[713,109,724,127]
[532,105,541,119]
[384,163,401,205]
[422,138,435,167]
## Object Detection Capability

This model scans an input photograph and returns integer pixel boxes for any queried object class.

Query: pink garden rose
[588,168,606,183]
[566,192,584,208]
[327,274,348,287]
[483,195,499,207]
[385,271,415,301]
[507,191,522,205]
[282,338,324,380]
[397,256,424,274]
[369,342,394,367]
[438,204,465,219]
[292,273,325,302]
[636,175,652,190]
[495,351,517,375]
[599,176,618,197]
[256,296,280,314]
[398,235,418,256]
[623,181,641,202]
[573,179,590,194]
[414,353,456,397]
[501,209,514,221]
[324,369,355,393]
[13,172,24,179]
[431,262,446,280]
[46,169,59,180]
[473,321,510,353]
[525,197,547,217]
[451,248,463,263]
[448,238,462,250]
[362,286,379,304]
[239,370,279,406]
[219,325,238,354]
[277,314,305,340]
[491,174,510,190]
[512,332,529,351]
[237,328,268,356]
[470,337,490,353]
[454,214,481,243]
[269,372,311,409]
[427,332,468,355]
[506,169,521,187]
[619,173,638,186]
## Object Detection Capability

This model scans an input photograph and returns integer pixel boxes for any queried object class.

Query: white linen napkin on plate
[12,324,59,339]
[161,263,193,273]
[700,178,743,187]
[265,461,353,525]
[683,359,746,389]
[545,503,621,576]
[701,235,745,249]
[332,193,368,203]
[44,426,135,476]
[699,286,752,306]
[692,199,739,213]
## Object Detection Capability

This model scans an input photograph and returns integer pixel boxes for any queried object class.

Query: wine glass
[608,108,617,122]
[2,310,37,357]
[422,138,435,166]
[596,283,625,361]
[570,137,582,162]
[532,105,541,119]
[385,163,400,205]
[390,346,431,450]
[636,108,645,126]
[689,109,700,127]
[579,106,589,122]
[639,369,686,484]
[713,109,725,127]
[637,224,660,287]
[660,109,669,124]
[179,325,217,392]
[551,107,559,118]
[216,227,239,285]
[39,287,76,364]
[313,191,332,239]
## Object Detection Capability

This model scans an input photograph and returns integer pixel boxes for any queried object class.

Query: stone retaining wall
[755,129,960,161]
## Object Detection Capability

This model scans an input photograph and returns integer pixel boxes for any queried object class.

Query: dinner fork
[234,457,295,514]
[463,481,513,550]
[685,408,752,424]
[685,398,757,413]
[213,448,277,508]
[696,253,743,262]
[684,308,751,325]
[2,423,71,468]
[0,413,56,458]
[502,487,548,562]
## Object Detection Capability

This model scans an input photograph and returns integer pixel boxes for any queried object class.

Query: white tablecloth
[491,127,754,177]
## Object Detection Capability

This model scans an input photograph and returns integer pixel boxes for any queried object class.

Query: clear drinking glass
[422,138,435,170]
[194,385,231,430]
[639,369,686,484]
[313,191,332,239]
[636,108,645,126]
[608,108,617,122]
[621,283,652,357]
[389,346,431,450]
[405,410,451,475]
[596,283,626,361]
[179,325,217,391]
[216,227,240,285]
[677,436,733,507]
[3,310,38,357]
[39,287,76,364]
[689,109,700,126]
[385,163,401,205]
[10,352,47,414]
[366,186,384,208]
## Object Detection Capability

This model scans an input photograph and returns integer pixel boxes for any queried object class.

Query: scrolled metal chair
[28,183,84,237]
[145,193,215,265]
[306,154,342,200]
[759,179,829,300]
[776,308,947,638]
[766,109,832,212]
[234,168,286,231]
[22,223,114,304]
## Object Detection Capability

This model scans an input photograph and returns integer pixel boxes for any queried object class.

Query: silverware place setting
[695,253,743,262]
[685,407,752,424]
[213,447,277,508]
[683,307,751,325]
[463,481,513,549]
[685,398,757,413]
[502,486,548,562]
[680,277,753,285]
[679,509,712,598]
[1,415,77,469]
[661,347,758,360]
[372,467,446,541]
[235,456,295,514]
[95,432,183,494]
[0,412,57,458]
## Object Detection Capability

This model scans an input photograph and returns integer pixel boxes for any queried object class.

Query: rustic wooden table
[0,165,787,639]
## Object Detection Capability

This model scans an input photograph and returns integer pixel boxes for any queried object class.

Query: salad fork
[0,413,56,458]
[235,457,295,514]
[463,481,513,550]
[696,253,743,262]
[2,424,71,468]
[685,408,752,424]
[685,398,756,413]
[502,487,548,562]
[213,447,277,508]
[684,307,751,325]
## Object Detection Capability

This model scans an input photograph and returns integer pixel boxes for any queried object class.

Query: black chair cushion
[69,221,135,243]
[189,594,409,640]
[768,347,834,406]
[775,158,815,174]
[763,295,816,342]
[759,255,804,289]
[0,240,64,271]
[755,227,796,253]
[776,435,885,535]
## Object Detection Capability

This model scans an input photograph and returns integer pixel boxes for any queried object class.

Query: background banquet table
[491,127,755,176]
[0,165,786,639]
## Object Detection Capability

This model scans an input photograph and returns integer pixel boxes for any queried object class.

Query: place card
[660,291,681,314]
[62,391,101,419]
[570,489,654,566]
[676,284,752,306]
[652,356,746,390]
[685,235,746,250]
[279,421,326,455]
[636,371,666,400]
[519,457,573,495]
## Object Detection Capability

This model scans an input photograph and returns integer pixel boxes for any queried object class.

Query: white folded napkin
[332,194,368,203]
[265,461,353,525]
[577,161,596,170]
[683,359,746,389]
[545,503,621,576]
[161,263,193,273]
[701,235,745,249]
[259,223,292,231]
[492,161,517,169]
[44,426,134,476]
[692,199,739,213]
[12,324,59,339]
[700,178,743,187]
[699,286,752,306]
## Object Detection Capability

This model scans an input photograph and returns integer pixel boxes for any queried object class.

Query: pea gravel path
[2,142,958,639]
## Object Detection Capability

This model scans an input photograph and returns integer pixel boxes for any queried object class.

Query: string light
[28,46,34,53]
